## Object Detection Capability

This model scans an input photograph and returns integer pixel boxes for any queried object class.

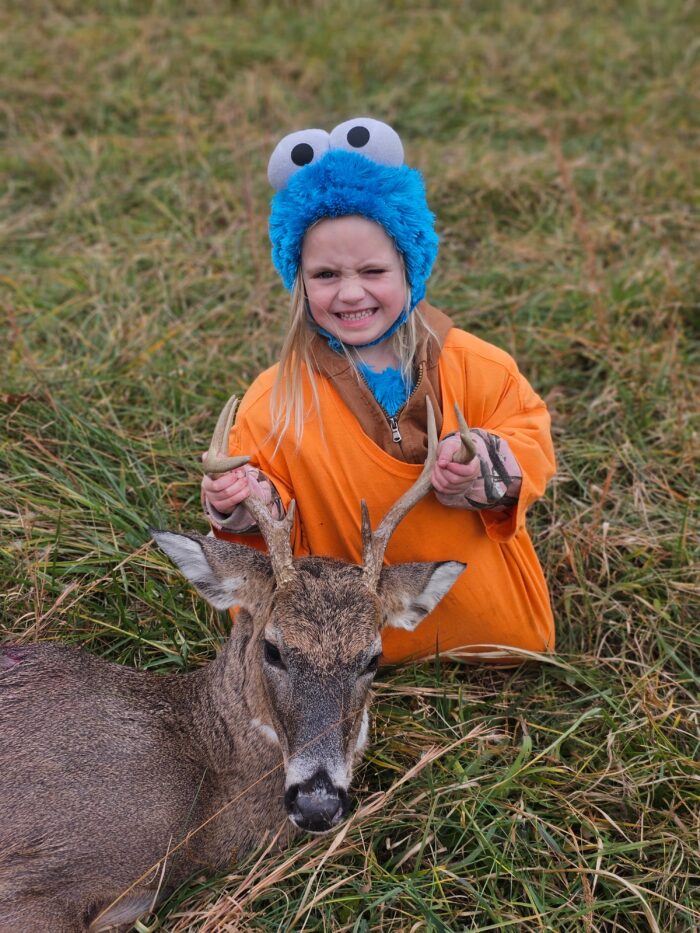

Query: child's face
[301,216,406,349]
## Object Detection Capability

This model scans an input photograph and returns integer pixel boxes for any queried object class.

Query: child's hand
[431,435,481,501]
[202,464,286,532]
[432,430,523,511]
[202,466,272,517]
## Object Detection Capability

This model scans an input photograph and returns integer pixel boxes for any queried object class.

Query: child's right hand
[202,466,271,517]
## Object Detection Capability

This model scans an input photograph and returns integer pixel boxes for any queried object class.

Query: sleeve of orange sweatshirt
[475,370,555,543]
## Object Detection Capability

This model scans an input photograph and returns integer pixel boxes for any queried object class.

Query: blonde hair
[270,265,432,449]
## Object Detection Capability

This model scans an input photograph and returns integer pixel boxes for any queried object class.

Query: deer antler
[361,398,438,591]
[200,394,250,476]
[239,495,297,586]
[451,403,477,464]
[202,394,297,586]
[360,398,476,591]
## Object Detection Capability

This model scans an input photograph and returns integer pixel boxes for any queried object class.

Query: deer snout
[284,771,350,833]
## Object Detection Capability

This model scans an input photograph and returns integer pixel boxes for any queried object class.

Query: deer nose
[284,771,350,833]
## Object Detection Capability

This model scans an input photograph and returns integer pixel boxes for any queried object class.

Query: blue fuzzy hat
[268,118,438,309]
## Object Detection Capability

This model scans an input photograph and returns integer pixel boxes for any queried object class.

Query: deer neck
[193,622,278,769]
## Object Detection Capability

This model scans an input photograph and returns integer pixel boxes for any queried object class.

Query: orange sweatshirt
[215,324,556,664]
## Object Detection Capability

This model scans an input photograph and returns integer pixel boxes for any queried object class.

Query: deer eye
[329,118,404,167]
[363,654,381,676]
[267,128,331,190]
[263,640,286,669]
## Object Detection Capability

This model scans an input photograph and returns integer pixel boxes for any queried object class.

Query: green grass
[1,0,698,929]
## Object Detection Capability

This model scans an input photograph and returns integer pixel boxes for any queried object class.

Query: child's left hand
[432,430,523,511]
[431,435,481,500]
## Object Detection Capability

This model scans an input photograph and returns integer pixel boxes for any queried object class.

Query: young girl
[202,117,556,664]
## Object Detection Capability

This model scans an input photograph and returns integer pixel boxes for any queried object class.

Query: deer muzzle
[284,770,350,833]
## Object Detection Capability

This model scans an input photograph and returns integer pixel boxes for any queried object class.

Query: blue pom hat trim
[269,148,438,311]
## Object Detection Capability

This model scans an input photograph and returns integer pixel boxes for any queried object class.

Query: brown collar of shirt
[307,301,454,464]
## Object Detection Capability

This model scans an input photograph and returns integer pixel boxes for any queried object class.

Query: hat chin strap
[305,300,411,354]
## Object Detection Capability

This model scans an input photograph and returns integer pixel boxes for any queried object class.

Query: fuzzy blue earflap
[269,149,438,309]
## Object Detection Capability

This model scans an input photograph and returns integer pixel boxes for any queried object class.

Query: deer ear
[151,530,274,610]
[377,561,466,631]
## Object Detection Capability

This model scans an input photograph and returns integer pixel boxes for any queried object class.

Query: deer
[0,396,474,933]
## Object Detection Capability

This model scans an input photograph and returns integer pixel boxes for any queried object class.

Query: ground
[1,1,698,929]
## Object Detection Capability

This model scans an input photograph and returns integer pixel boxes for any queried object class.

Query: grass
[1,0,698,929]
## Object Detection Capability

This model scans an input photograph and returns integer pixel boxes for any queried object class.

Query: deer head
[153,396,470,833]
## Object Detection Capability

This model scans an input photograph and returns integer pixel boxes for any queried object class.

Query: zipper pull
[389,417,402,443]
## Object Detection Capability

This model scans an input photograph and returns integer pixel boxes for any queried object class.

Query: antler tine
[361,397,439,591]
[242,496,297,586]
[452,403,477,465]
[201,393,296,585]
[200,394,250,475]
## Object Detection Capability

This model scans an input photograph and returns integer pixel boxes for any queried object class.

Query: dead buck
[0,397,472,932]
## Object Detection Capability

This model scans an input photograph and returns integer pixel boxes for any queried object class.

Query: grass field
[1,1,698,929]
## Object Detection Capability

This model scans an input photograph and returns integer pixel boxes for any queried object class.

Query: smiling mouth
[334,308,377,322]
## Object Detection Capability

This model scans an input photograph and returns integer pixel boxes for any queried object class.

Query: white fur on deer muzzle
[285,741,351,793]
[284,688,370,795]
[284,709,367,793]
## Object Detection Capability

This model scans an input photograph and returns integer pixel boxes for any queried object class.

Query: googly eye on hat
[268,117,439,310]
[328,117,403,167]
[268,118,403,191]
[267,128,330,191]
